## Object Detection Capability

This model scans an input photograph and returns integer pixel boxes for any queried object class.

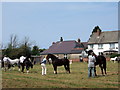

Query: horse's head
[46,54,58,64]
[46,54,58,59]
[46,54,53,64]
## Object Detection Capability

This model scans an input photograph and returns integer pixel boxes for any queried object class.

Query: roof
[88,31,119,44]
[81,42,88,49]
[40,40,85,55]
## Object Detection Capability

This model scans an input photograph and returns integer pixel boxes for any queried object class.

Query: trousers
[88,67,95,78]
[41,63,46,75]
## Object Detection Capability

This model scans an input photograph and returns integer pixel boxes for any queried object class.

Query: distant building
[0,50,2,60]
[88,30,119,55]
[40,38,87,60]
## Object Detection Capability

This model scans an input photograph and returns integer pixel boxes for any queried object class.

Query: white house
[88,30,119,55]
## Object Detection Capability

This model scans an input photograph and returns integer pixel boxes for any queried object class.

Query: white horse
[110,57,117,63]
[3,57,20,71]
[9,58,20,65]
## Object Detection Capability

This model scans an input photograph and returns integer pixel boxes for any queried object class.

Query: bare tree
[8,34,18,49]
[22,36,31,47]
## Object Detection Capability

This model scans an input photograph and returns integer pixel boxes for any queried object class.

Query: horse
[18,57,33,74]
[95,54,107,76]
[46,54,70,74]
[3,57,20,71]
[88,50,107,76]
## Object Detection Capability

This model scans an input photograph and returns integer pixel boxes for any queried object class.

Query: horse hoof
[105,74,107,76]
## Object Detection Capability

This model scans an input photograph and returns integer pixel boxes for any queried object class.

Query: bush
[110,53,120,58]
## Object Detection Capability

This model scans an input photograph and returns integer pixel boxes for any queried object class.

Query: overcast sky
[2,2,118,49]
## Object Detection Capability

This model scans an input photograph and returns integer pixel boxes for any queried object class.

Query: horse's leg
[8,64,11,71]
[18,62,21,71]
[11,64,15,70]
[26,65,29,74]
[94,66,97,76]
[53,65,57,74]
[67,63,70,73]
[21,64,25,73]
[4,65,7,72]
[99,64,104,76]
[64,65,68,73]
[103,63,107,75]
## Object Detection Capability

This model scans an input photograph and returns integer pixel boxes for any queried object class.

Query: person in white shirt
[88,50,96,78]
[41,56,47,75]
[20,56,26,63]
[18,56,26,71]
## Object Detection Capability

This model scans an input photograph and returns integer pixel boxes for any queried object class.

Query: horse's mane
[48,54,58,59]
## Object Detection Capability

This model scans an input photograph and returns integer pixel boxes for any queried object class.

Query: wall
[88,43,118,55]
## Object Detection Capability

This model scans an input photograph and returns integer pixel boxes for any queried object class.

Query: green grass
[2,61,119,88]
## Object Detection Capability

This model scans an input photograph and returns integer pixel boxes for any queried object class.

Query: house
[0,50,2,60]
[88,30,119,55]
[40,38,87,60]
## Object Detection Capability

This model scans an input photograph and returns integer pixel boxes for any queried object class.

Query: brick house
[40,39,87,61]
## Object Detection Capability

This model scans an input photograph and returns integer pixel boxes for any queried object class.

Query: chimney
[60,37,63,42]
[52,42,55,45]
[77,38,81,43]
[97,29,101,36]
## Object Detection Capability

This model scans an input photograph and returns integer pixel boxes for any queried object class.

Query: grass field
[2,61,119,88]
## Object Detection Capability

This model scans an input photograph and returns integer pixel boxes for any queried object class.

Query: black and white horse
[18,56,33,74]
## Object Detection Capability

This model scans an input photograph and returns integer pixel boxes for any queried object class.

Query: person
[41,56,47,75]
[88,50,96,78]
[20,56,26,63]
[79,56,83,62]
[18,56,26,71]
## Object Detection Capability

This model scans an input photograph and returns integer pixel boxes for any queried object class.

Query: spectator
[88,50,96,78]
[79,56,83,62]
[41,56,47,75]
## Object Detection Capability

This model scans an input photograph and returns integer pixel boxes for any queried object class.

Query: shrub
[110,53,120,58]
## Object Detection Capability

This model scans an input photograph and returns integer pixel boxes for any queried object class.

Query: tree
[19,37,32,57]
[31,46,40,55]
[3,36,32,59]
[39,48,46,53]
[3,34,19,59]
[92,26,102,33]
[8,34,18,49]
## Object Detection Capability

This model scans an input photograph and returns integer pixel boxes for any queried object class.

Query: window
[110,43,115,49]
[89,44,93,49]
[98,44,103,49]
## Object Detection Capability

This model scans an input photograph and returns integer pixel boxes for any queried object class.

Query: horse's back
[53,58,69,66]
[9,59,19,64]
[96,55,106,65]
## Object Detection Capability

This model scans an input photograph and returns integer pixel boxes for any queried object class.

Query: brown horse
[46,54,70,74]
[95,55,107,76]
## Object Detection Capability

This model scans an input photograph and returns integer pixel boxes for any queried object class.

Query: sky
[2,2,118,49]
